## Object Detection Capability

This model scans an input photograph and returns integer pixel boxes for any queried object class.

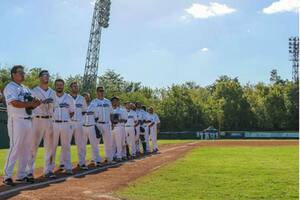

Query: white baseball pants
[4,117,32,180]
[53,122,72,170]
[28,118,54,175]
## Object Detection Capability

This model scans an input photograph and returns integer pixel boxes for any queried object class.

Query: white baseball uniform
[120,107,128,158]
[136,109,150,153]
[3,82,33,180]
[111,107,127,159]
[71,95,87,166]
[125,109,138,156]
[92,98,113,161]
[82,103,102,163]
[148,113,160,151]
[52,93,75,170]
[28,86,56,175]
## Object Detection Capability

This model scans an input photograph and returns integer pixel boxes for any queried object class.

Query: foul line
[0,142,198,197]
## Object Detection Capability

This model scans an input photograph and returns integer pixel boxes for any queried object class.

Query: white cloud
[184,2,236,19]
[263,0,299,14]
[201,48,209,52]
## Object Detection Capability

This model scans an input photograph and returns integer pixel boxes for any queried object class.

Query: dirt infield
[0,140,298,200]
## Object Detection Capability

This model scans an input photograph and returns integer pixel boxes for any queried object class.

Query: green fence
[0,108,9,149]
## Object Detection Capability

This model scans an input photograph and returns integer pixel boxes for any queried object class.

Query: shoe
[59,164,65,171]
[116,158,122,162]
[3,178,15,186]
[65,169,73,175]
[79,164,88,170]
[44,172,56,179]
[27,173,34,179]
[90,160,96,166]
[96,162,102,167]
[16,177,34,184]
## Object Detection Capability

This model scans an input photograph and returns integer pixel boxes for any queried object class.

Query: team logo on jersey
[97,103,110,107]
[128,116,134,119]
[59,103,70,108]
[76,104,83,108]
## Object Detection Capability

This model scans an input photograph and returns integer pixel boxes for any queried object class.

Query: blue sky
[0,0,298,88]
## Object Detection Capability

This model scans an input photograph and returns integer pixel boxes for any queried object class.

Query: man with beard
[52,79,75,175]
[28,70,56,179]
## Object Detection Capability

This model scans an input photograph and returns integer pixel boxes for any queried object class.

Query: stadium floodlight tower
[82,0,111,94]
[289,37,299,83]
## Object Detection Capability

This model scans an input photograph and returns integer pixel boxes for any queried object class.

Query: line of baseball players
[2,65,160,186]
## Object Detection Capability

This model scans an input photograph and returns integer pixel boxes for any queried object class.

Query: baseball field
[0,139,298,200]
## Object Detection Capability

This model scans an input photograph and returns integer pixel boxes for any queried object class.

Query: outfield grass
[0,140,193,176]
[117,145,299,200]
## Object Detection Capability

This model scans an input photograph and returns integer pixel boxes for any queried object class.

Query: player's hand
[69,112,75,118]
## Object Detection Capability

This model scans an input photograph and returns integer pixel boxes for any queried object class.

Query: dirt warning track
[0,140,297,200]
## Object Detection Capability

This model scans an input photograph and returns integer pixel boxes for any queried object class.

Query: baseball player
[119,103,128,160]
[125,103,138,158]
[3,65,41,186]
[141,105,151,153]
[52,79,75,175]
[91,86,114,163]
[135,103,150,154]
[27,70,56,179]
[147,107,160,152]
[82,92,102,166]
[69,82,88,170]
[111,97,127,162]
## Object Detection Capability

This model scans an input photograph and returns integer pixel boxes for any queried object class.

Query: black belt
[97,121,109,124]
[83,125,94,127]
[24,117,32,120]
[54,120,68,123]
[126,125,134,127]
[35,116,52,119]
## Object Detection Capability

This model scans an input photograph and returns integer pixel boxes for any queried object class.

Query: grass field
[117,145,299,200]
[0,139,193,176]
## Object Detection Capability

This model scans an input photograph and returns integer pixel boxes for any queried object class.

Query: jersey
[31,86,56,117]
[71,95,87,123]
[4,81,32,118]
[126,110,138,127]
[90,98,113,123]
[53,93,75,121]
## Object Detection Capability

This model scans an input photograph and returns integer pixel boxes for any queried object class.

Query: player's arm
[69,96,75,118]
[10,100,41,109]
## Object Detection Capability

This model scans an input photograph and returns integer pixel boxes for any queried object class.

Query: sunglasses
[15,70,25,75]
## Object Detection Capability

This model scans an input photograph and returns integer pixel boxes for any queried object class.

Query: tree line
[0,67,298,132]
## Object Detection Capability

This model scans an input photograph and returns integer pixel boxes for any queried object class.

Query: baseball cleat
[16,177,34,184]
[3,178,15,186]
[65,169,73,175]
[96,162,102,167]
[44,172,56,179]
[59,164,65,171]
[79,164,88,170]
[27,173,34,179]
